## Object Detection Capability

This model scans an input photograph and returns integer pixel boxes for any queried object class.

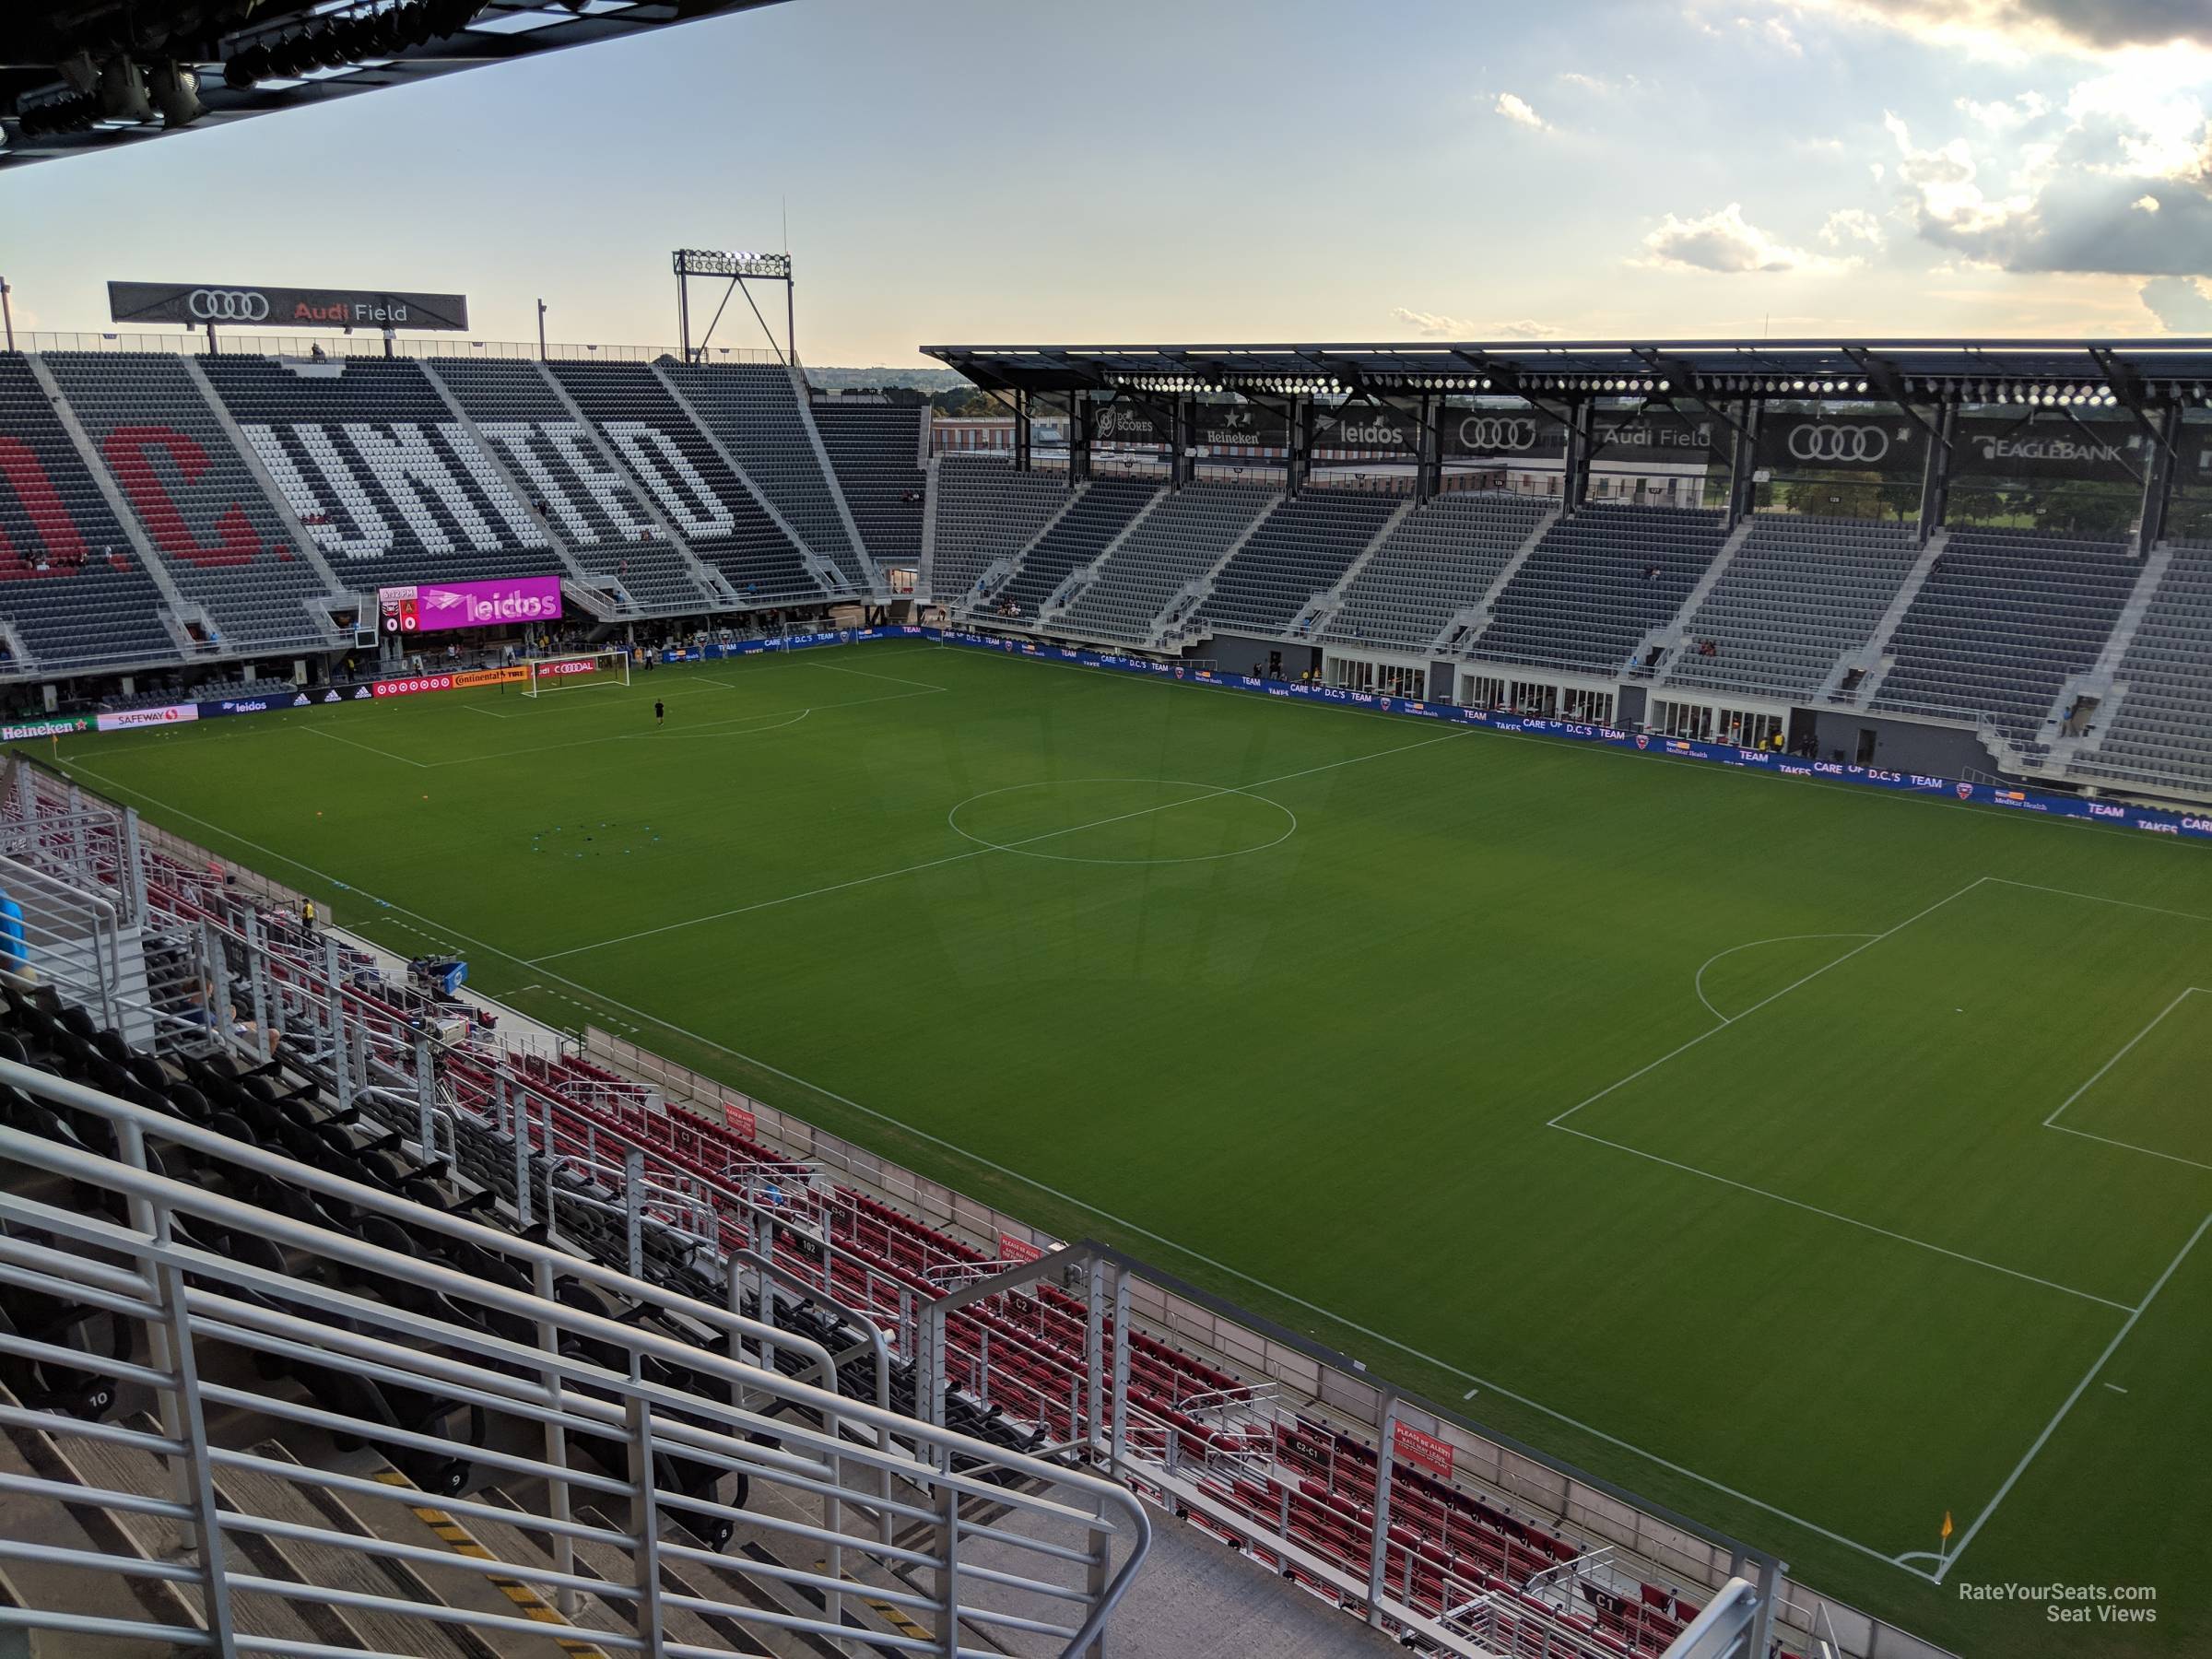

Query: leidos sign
[109,281,470,333]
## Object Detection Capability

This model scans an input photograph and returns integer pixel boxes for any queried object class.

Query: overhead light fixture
[147,60,202,126]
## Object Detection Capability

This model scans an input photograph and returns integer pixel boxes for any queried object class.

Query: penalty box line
[1928,1206,2212,1583]
[1548,875,2137,1312]
[2043,986,2212,1173]
[55,747,1939,1588]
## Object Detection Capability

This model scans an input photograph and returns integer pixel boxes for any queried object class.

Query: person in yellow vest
[301,898,317,935]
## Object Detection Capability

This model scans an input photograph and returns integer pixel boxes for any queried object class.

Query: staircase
[1148,493,1283,649]
[1039,484,1168,627]
[1290,495,1416,643]
[1829,528,1947,707]
[1436,506,1559,656]
[1633,513,1756,678]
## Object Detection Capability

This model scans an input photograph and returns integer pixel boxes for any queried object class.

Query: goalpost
[519,649,632,698]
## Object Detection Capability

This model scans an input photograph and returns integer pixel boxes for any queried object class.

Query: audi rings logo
[1457,417,1540,452]
[187,288,270,322]
[1787,424,1890,464]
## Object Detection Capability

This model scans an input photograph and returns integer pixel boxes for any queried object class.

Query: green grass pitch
[29,640,2212,1656]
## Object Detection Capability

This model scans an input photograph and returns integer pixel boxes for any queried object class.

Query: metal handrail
[0,1055,1151,1658]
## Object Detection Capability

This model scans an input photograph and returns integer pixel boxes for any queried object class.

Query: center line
[528,727,1468,962]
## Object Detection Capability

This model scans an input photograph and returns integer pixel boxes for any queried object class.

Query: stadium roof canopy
[2,0,785,170]
[922,338,2212,405]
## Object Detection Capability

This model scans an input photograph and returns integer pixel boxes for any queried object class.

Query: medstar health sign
[109,281,469,333]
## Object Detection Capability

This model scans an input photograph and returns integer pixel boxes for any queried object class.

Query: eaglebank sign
[379,575,565,634]
[109,280,470,334]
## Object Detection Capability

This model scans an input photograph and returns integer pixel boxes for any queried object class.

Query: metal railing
[19,332,782,365]
[0,1057,1151,1657]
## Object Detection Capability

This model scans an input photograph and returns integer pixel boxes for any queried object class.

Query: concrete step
[218,1441,488,1659]
[343,1462,620,1658]
[5,1408,335,1653]
[0,1411,182,1656]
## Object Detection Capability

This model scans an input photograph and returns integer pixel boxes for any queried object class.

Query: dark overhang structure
[2,0,786,170]
[921,338,2212,406]
[921,337,2212,552]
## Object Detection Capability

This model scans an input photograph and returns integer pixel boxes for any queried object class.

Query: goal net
[520,649,632,698]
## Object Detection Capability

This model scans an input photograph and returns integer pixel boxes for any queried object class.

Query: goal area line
[1547,875,2212,1580]
[520,648,631,697]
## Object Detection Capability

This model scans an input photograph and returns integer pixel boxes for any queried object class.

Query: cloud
[1787,0,2212,59]
[1389,307,1475,337]
[2140,276,2212,331]
[1820,207,1887,246]
[1639,202,1832,272]
[1494,92,1550,132]
[1558,71,1610,91]
[1882,100,2212,275]
[1956,92,2051,130]
[1740,15,1806,53]
[1387,309,1563,341]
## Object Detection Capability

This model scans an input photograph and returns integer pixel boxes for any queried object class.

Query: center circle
[947,777,1298,865]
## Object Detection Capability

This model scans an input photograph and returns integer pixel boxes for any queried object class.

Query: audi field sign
[109,281,470,333]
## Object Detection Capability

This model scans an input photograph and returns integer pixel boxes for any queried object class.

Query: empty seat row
[1195,488,1401,636]
[811,399,927,569]
[1662,513,1920,700]
[1058,481,1277,643]
[1323,491,1552,652]
[1872,527,2139,741]
[0,354,180,668]
[1470,502,1730,675]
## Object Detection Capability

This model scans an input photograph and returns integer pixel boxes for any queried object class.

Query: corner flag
[1940,1511,1954,1544]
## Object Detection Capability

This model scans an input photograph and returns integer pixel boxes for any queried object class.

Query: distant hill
[805,366,970,394]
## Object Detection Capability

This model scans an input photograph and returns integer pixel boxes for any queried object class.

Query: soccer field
[32,639,2212,1656]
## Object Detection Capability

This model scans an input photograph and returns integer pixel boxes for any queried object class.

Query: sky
[5,0,2212,365]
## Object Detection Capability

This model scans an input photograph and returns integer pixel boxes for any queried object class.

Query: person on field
[654,700,665,727]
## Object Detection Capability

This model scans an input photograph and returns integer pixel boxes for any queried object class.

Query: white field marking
[462,703,523,720]
[47,747,1931,1583]
[1931,1208,2212,1584]
[945,777,1298,865]
[1550,878,1989,1130]
[1984,876,2212,927]
[1552,1124,2131,1312]
[2104,1383,2128,1394]
[954,645,2212,850]
[305,725,429,769]
[2042,987,2212,1172]
[655,708,811,740]
[806,659,952,692]
[1692,933,1877,1024]
[531,727,1465,962]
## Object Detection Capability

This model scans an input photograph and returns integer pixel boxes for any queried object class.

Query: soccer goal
[519,649,632,698]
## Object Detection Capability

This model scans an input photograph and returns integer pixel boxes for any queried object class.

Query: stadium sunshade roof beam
[922,338,2212,403]
[2,0,791,168]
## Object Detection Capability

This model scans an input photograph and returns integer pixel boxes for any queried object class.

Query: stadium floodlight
[674,248,793,280]
[147,61,202,127]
